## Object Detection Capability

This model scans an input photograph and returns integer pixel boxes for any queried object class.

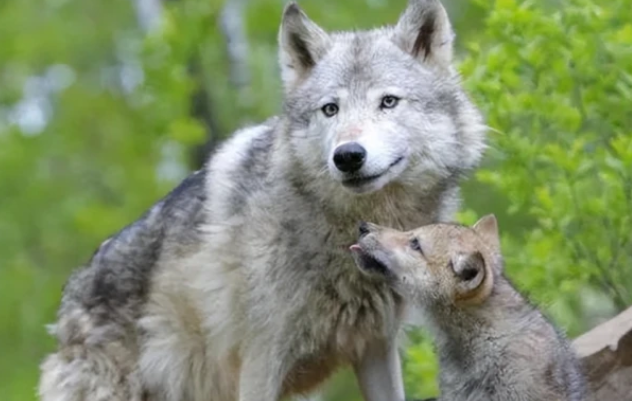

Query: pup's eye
[321,103,339,117]
[410,238,423,255]
[380,95,400,110]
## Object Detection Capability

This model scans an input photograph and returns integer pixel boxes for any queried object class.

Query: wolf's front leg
[237,344,291,401]
[353,338,406,401]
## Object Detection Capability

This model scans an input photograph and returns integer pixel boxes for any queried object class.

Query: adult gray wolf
[38,1,485,400]
[350,215,586,401]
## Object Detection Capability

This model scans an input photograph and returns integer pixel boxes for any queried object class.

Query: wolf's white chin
[339,157,409,195]
[342,175,393,194]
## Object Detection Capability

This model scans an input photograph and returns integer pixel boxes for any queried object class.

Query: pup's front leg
[354,338,406,401]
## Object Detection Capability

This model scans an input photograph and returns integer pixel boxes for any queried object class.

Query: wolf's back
[58,168,208,322]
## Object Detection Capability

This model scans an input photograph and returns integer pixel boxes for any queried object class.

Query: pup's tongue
[349,244,362,252]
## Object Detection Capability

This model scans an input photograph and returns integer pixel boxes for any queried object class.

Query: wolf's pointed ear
[451,251,486,295]
[472,214,500,254]
[393,0,454,69]
[278,2,330,90]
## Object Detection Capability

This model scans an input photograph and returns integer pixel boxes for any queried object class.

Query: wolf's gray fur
[351,216,586,401]
[38,1,486,400]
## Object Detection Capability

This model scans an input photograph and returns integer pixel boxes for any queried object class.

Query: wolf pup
[38,1,486,401]
[350,215,586,401]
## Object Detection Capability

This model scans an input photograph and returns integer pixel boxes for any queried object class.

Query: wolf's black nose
[358,221,370,237]
[333,142,366,173]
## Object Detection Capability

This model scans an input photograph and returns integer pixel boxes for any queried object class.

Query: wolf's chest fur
[266,226,405,397]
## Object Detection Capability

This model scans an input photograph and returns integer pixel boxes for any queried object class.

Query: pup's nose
[333,142,366,173]
[358,221,371,237]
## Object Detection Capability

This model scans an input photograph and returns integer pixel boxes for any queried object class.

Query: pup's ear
[451,251,486,295]
[278,2,330,90]
[472,214,500,254]
[393,0,454,69]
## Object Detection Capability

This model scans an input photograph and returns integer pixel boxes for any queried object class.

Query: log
[573,306,632,400]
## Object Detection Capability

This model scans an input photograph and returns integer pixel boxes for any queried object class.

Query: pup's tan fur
[351,216,586,401]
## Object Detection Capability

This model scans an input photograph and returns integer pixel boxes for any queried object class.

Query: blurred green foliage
[0,0,630,400]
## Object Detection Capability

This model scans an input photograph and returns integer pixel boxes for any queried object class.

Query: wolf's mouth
[342,156,405,187]
[349,245,389,275]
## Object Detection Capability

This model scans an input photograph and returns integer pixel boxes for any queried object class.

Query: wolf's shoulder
[58,118,280,322]
[208,117,279,173]
[204,117,280,220]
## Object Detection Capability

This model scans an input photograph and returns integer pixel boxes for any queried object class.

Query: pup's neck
[426,276,537,363]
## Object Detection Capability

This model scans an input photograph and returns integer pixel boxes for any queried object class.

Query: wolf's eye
[410,238,423,255]
[321,103,339,117]
[380,95,400,110]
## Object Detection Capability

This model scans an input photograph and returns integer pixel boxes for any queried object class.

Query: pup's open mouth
[349,244,389,275]
[342,156,404,188]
